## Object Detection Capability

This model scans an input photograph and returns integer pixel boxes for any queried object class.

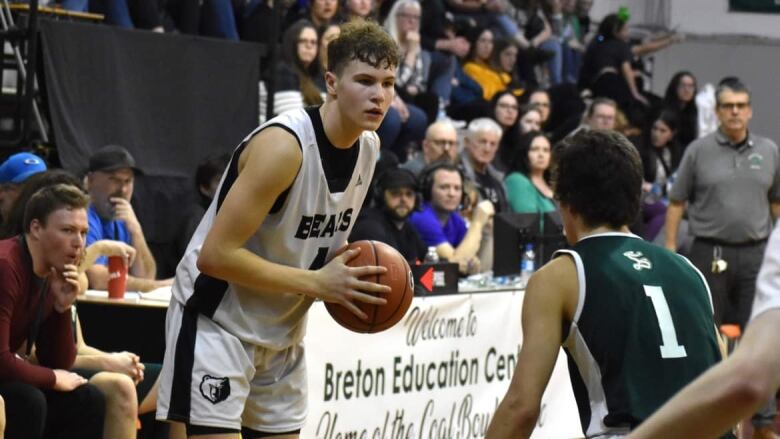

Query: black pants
[688,238,767,328]
[0,381,105,439]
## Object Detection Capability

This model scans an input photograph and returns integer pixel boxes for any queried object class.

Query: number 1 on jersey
[644,285,687,359]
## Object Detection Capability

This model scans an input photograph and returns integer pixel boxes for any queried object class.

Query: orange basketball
[325,240,414,333]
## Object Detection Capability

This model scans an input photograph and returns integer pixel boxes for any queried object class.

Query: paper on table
[138,286,172,302]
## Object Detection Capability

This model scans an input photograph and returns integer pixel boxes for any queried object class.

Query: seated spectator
[504,130,556,214]
[173,153,230,265]
[463,29,522,102]
[0,152,46,222]
[410,162,494,274]
[349,168,426,262]
[402,120,460,177]
[0,184,105,439]
[640,110,682,241]
[418,0,467,107]
[567,96,617,137]
[518,104,543,133]
[84,145,171,292]
[272,20,326,116]
[384,0,440,122]
[340,0,376,22]
[523,88,553,130]
[287,0,339,30]
[490,91,538,172]
[0,169,181,438]
[663,71,699,149]
[460,117,509,212]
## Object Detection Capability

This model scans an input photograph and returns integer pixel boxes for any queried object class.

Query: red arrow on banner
[420,267,434,292]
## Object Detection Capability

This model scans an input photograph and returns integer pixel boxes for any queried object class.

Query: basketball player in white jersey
[630,222,780,439]
[156,20,400,438]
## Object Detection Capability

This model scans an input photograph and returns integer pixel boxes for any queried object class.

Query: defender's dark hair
[327,19,400,75]
[24,183,89,233]
[552,130,642,229]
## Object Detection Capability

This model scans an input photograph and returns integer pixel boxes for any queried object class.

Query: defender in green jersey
[487,130,720,438]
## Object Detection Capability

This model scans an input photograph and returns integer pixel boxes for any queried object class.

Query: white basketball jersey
[172,107,379,349]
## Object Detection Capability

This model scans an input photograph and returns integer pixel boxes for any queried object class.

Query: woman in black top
[640,110,682,241]
[579,14,648,114]
[663,71,699,149]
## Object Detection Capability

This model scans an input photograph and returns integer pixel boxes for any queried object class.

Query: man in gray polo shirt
[666,77,780,329]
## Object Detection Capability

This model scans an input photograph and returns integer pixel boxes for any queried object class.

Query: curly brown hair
[552,130,642,229]
[327,19,399,75]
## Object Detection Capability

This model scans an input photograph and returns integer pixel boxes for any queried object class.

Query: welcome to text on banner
[302,291,582,438]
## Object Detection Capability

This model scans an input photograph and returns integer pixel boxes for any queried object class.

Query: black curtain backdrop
[40,20,264,277]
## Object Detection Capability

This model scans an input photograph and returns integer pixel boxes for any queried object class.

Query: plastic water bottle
[424,246,439,264]
[520,244,536,287]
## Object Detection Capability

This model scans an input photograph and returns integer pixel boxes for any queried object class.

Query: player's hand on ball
[315,247,390,319]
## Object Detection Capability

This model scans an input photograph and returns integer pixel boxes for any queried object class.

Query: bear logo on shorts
[199,375,231,404]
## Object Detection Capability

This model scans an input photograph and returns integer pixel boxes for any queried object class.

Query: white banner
[303,291,582,438]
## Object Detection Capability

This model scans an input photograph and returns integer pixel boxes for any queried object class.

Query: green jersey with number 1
[557,232,719,437]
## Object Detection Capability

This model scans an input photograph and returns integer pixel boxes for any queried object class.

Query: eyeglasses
[431,139,458,148]
[497,103,519,111]
[718,102,750,111]
[398,12,420,20]
[532,101,550,107]
[297,38,318,46]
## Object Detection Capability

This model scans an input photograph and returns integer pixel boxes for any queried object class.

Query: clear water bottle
[424,246,440,264]
[520,244,536,287]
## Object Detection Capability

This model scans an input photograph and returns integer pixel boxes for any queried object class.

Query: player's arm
[486,255,577,438]
[197,128,389,318]
[629,308,780,439]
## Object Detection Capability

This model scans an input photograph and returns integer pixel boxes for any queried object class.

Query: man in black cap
[349,167,426,262]
[84,145,172,292]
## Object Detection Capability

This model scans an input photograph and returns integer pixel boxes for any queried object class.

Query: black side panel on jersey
[167,305,199,422]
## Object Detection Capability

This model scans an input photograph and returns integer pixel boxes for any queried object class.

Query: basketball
[325,240,414,333]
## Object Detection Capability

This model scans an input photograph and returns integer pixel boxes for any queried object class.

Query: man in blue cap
[0,152,47,220]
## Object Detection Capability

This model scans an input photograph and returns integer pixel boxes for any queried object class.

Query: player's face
[31,207,88,271]
[384,186,416,220]
[527,135,551,172]
[329,60,395,132]
[431,170,462,213]
[87,168,134,219]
